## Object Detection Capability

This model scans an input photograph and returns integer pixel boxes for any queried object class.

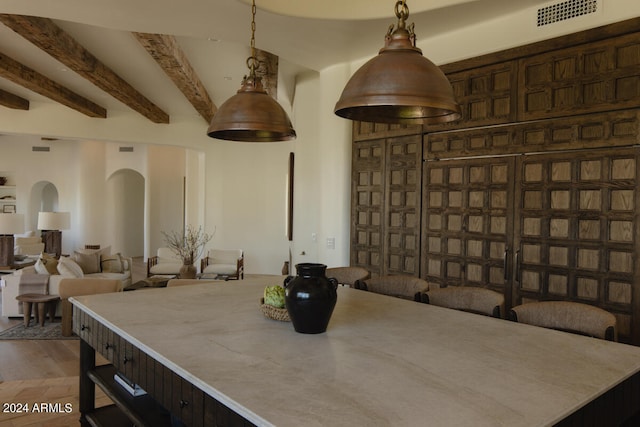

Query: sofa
[1,247,132,317]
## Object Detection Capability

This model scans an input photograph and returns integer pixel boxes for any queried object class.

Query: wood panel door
[421,156,515,299]
[513,148,640,344]
[351,133,422,277]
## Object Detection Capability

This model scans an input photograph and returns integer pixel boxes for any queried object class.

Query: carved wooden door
[351,139,384,277]
[513,148,640,343]
[351,133,422,277]
[421,156,515,300]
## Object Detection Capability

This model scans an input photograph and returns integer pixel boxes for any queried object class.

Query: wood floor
[0,257,146,426]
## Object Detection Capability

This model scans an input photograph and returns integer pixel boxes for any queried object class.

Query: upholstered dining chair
[508,301,617,341]
[326,266,370,287]
[147,247,183,277]
[422,286,505,318]
[58,278,122,337]
[354,275,429,302]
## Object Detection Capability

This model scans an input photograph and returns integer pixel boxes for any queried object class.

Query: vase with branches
[162,225,214,278]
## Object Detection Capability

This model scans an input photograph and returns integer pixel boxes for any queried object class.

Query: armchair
[201,249,244,280]
[147,247,183,277]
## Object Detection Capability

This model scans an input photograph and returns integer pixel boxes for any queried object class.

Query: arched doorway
[106,169,144,257]
[28,181,59,231]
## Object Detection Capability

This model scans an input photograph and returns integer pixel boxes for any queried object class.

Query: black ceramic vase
[284,263,338,334]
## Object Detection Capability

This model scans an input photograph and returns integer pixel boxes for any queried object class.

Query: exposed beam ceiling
[255,49,278,100]
[0,88,28,110]
[0,14,170,123]
[133,32,216,123]
[0,51,106,117]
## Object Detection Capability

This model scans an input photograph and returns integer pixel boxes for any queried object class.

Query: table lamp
[37,211,70,258]
[0,213,24,268]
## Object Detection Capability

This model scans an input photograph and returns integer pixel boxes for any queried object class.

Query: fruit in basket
[264,285,286,308]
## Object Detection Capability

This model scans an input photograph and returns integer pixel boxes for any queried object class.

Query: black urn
[284,263,338,334]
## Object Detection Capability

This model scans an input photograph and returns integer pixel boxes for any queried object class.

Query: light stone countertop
[71,276,640,427]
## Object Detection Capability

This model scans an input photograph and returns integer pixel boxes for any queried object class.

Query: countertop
[71,276,640,426]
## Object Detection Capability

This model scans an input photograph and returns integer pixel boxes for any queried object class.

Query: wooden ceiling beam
[255,49,279,100]
[0,88,29,110]
[133,32,216,123]
[0,52,106,117]
[0,14,169,124]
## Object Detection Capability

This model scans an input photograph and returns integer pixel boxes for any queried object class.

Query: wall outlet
[326,237,335,249]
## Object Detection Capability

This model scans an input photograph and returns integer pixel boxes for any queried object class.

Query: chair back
[208,249,243,264]
[326,266,369,287]
[157,247,181,263]
[509,301,617,341]
[423,287,504,318]
[355,275,429,301]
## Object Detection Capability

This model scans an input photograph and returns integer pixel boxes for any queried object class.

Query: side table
[15,294,60,327]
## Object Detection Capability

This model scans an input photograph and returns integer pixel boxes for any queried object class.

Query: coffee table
[15,293,60,327]
[124,274,176,291]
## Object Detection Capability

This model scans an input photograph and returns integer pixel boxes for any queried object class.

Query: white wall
[0,136,186,259]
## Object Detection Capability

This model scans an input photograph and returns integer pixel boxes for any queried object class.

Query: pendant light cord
[246,0,259,81]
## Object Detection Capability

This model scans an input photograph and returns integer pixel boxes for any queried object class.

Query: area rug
[0,322,78,340]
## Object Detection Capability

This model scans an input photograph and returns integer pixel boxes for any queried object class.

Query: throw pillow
[57,256,84,278]
[73,251,101,274]
[75,245,111,257]
[101,253,124,273]
[34,258,49,275]
[39,253,59,275]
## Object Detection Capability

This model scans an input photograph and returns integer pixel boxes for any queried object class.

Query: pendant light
[335,0,461,125]
[207,0,296,142]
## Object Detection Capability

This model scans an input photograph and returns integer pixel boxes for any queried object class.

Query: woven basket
[260,298,290,322]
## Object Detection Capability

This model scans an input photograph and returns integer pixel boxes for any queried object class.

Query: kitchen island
[71,276,640,426]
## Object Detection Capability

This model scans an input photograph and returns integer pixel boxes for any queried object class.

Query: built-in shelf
[0,179,16,211]
[87,364,172,427]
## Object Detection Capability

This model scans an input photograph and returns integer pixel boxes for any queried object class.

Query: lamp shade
[0,213,24,235]
[207,75,296,142]
[334,1,461,125]
[37,211,70,230]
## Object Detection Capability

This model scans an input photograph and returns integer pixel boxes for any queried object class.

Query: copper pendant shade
[207,76,296,142]
[207,0,296,142]
[335,1,461,125]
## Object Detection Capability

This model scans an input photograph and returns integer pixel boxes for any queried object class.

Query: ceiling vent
[32,146,50,152]
[119,146,134,152]
[537,0,598,27]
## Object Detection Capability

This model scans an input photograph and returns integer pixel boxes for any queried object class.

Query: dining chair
[508,301,617,341]
[422,286,504,318]
[354,275,429,301]
[325,266,370,287]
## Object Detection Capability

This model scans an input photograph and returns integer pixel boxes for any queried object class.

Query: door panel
[421,157,515,301]
[513,149,640,343]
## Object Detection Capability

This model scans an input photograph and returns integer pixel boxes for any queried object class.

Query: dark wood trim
[440,16,640,74]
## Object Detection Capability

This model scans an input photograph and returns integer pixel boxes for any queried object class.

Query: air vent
[537,0,598,27]
[32,146,50,152]
[119,146,134,152]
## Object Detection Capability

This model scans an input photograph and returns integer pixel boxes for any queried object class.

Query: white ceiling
[0,0,605,130]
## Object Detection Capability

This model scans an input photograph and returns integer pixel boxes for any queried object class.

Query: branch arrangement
[162,225,214,264]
